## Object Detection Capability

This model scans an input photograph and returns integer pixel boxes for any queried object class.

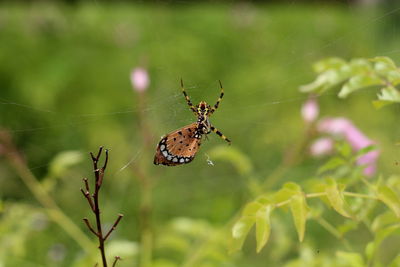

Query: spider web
[1,1,400,176]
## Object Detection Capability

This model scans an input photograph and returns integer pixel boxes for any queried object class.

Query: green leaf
[283,182,302,192]
[255,205,273,252]
[271,183,300,204]
[231,217,256,252]
[370,56,397,72]
[376,86,400,105]
[355,145,377,157]
[371,212,400,232]
[377,185,400,217]
[208,146,253,176]
[325,178,352,218]
[370,57,400,85]
[366,224,400,261]
[317,157,347,174]
[243,201,263,216]
[313,57,347,73]
[300,58,351,94]
[338,74,382,98]
[289,194,308,242]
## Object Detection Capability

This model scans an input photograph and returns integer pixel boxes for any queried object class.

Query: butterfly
[154,79,231,166]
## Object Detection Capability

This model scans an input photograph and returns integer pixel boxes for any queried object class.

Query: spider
[154,79,231,166]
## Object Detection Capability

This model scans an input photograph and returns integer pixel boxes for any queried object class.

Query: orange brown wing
[154,123,202,166]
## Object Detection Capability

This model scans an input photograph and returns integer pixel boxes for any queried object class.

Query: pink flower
[310,137,334,157]
[301,98,319,123]
[317,117,379,176]
[130,67,149,92]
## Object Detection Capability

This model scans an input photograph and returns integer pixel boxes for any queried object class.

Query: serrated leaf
[289,194,308,242]
[255,205,273,252]
[231,217,256,252]
[338,74,382,98]
[325,178,352,218]
[377,185,400,217]
[317,157,347,174]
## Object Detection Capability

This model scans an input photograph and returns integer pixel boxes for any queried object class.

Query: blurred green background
[1,1,400,266]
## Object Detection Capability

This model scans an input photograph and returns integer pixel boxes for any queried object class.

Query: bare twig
[112,256,121,267]
[104,214,124,241]
[84,178,90,191]
[83,218,98,236]
[80,188,95,211]
[82,147,123,267]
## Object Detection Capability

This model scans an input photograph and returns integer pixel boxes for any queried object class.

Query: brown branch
[104,214,124,241]
[84,178,90,192]
[83,218,98,237]
[80,188,95,212]
[98,149,108,187]
[81,147,123,267]
[112,256,121,267]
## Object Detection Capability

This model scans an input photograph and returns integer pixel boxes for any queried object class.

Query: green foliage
[231,141,400,263]
[300,56,400,108]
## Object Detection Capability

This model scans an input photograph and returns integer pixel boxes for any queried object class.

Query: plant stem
[0,130,93,251]
[343,191,378,200]
[134,89,154,267]
[135,166,153,267]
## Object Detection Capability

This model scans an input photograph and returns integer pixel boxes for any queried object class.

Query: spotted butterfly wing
[154,123,201,166]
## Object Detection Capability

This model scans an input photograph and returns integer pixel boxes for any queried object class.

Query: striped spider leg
[210,125,231,144]
[181,79,197,114]
[209,80,224,115]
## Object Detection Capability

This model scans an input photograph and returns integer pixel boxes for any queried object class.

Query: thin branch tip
[112,256,121,267]
[83,218,98,236]
[104,214,123,241]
